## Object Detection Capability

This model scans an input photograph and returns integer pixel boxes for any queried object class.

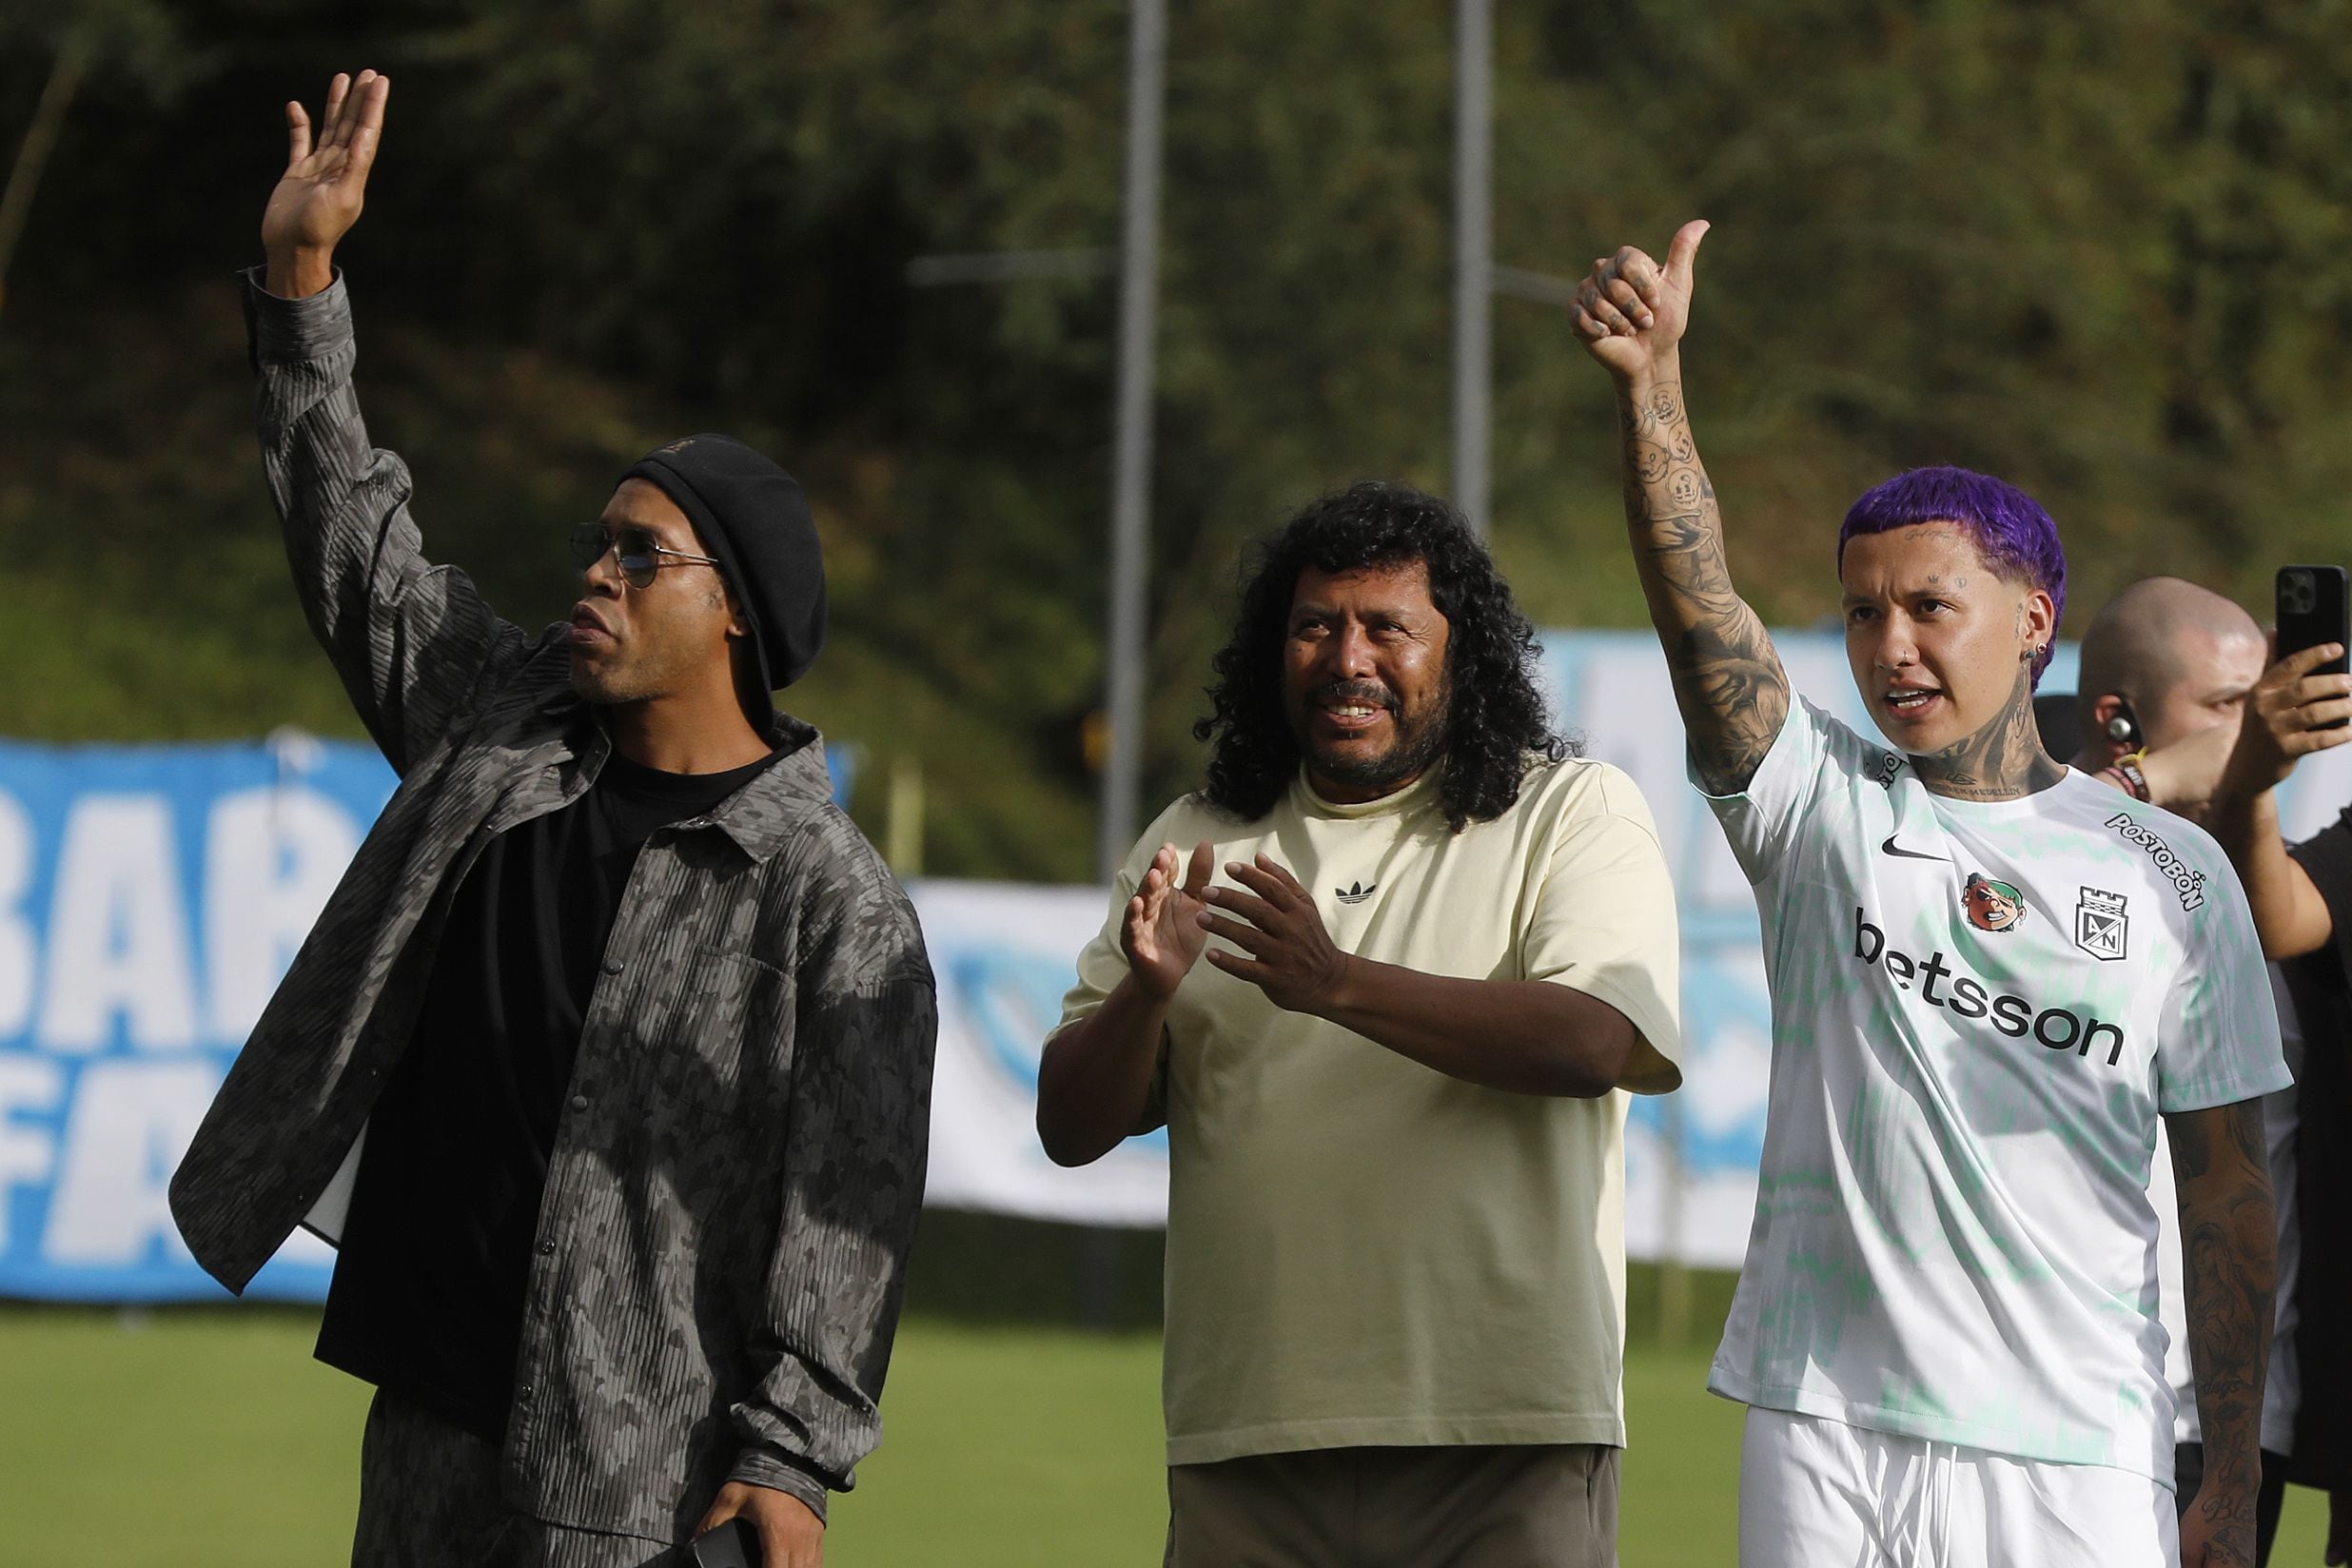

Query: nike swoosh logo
[1880,834,1951,863]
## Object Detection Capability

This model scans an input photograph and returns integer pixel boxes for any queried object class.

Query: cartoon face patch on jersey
[1962,872,2028,932]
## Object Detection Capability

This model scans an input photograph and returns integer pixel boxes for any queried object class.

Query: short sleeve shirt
[1056,758,1682,1464]
[1704,697,2287,1480]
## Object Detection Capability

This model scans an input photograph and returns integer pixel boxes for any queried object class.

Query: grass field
[0,1305,2332,1565]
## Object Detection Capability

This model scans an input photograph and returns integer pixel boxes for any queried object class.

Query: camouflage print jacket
[167,275,937,1539]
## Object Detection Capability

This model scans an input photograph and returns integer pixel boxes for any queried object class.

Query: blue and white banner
[5,636,2347,1300]
[913,880,1169,1226]
[0,734,394,1301]
[0,733,858,1303]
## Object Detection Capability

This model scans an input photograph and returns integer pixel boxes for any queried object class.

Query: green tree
[8,0,2352,880]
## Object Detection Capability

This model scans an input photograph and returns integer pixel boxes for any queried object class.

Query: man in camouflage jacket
[168,70,935,1568]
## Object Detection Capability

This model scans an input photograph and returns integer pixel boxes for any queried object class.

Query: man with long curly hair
[1037,480,1685,1566]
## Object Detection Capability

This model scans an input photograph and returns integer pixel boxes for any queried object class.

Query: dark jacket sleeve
[245,270,531,774]
[2290,807,2352,942]
[2285,808,2352,1487]
[725,825,937,1519]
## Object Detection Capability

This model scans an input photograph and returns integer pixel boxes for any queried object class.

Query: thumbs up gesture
[1574,220,1709,384]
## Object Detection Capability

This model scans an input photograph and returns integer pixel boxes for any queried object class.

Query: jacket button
[570,1094,589,1112]
[538,1241,555,1256]
[601,959,624,976]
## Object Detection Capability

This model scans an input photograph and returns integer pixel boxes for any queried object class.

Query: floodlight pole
[1451,0,1493,537]
[1098,0,1167,883]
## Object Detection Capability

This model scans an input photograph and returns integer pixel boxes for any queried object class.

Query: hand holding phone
[691,1518,760,1568]
[2277,565,2350,730]
[2227,567,2352,794]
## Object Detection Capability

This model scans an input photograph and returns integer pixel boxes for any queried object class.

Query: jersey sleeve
[2156,848,2292,1113]
[1521,764,1684,1094]
[1697,696,1868,886]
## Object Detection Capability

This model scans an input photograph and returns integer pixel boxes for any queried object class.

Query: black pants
[2173,1442,2289,1568]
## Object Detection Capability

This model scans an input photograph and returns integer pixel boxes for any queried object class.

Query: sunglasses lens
[569,523,610,573]
[616,530,660,589]
[573,524,663,588]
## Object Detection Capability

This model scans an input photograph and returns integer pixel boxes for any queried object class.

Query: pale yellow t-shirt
[1054,757,1683,1464]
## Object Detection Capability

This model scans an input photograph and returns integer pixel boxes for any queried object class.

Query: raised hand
[1572,219,1708,385]
[262,69,390,298]
[1199,854,1351,1015]
[2221,638,2352,796]
[1122,840,1215,1001]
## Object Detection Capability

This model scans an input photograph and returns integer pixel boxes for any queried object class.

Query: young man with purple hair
[1574,223,2287,1566]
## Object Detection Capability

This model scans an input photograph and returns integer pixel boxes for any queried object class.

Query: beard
[568,642,683,706]
[1298,676,1452,794]
[568,649,636,704]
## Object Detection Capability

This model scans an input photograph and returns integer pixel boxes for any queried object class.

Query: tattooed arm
[1573,222,1789,796]
[2166,1098,2278,1568]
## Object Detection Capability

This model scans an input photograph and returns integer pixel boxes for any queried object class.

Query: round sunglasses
[569,522,725,591]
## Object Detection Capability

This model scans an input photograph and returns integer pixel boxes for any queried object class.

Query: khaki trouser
[1165,1443,1620,1568]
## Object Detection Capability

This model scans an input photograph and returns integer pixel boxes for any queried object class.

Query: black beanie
[622,434,828,691]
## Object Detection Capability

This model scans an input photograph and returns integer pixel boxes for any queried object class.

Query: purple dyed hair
[1836,465,2068,687]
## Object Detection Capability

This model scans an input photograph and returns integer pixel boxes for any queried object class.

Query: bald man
[2069,576,2269,807]
[2073,577,2306,1565]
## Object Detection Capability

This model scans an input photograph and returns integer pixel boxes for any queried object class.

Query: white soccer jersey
[1706,698,2290,1481]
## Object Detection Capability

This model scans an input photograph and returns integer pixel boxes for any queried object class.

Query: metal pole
[1451,0,1493,537]
[1099,0,1167,882]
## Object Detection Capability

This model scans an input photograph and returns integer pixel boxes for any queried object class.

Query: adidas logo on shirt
[1334,880,1377,906]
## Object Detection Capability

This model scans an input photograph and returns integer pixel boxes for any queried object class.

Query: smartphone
[2277,565,2351,731]
[690,1519,760,1568]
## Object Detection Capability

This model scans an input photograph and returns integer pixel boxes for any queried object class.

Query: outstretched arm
[250,71,530,773]
[2166,1098,2278,1568]
[1574,223,1789,796]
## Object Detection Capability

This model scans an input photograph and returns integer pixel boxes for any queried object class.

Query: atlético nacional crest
[2075,888,2128,961]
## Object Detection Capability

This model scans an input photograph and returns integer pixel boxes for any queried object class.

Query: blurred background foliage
[4,0,2350,880]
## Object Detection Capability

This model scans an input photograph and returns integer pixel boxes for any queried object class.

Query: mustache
[1309,680,1398,712]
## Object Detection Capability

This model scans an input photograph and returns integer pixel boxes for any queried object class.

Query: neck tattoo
[1911,666,2066,802]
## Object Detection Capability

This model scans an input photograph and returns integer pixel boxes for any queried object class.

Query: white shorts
[1738,1407,2179,1568]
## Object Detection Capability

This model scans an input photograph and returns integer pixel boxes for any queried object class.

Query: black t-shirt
[316,748,776,1441]
[2284,808,2352,1488]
